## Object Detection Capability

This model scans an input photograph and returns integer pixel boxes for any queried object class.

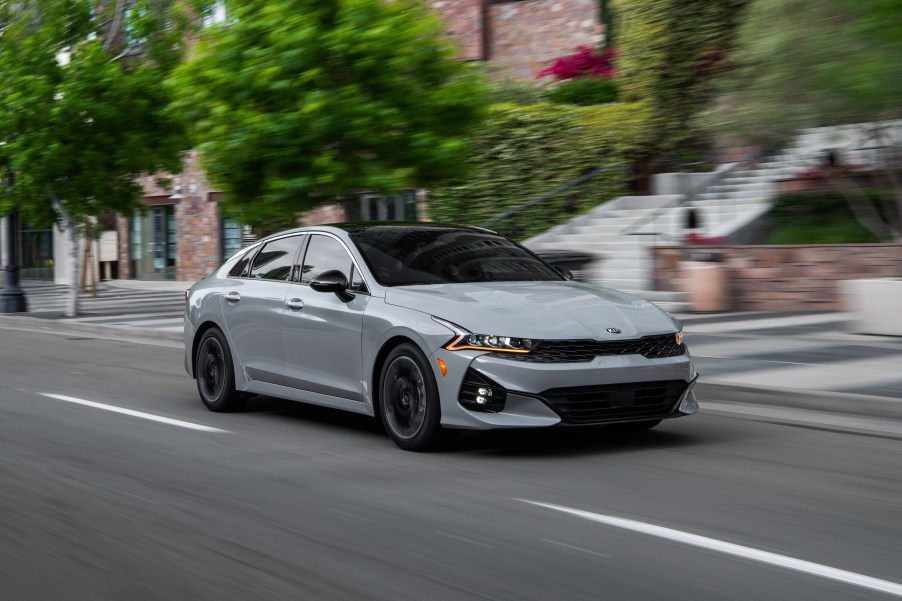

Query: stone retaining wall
[653,244,902,311]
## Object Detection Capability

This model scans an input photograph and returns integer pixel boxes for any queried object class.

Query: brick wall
[653,244,902,311]
[489,0,602,81]
[431,0,483,61]
[300,203,348,226]
[120,151,224,282]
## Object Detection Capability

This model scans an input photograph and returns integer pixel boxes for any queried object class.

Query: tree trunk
[66,216,81,318]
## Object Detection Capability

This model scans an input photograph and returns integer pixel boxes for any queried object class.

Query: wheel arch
[371,335,421,418]
[191,321,222,378]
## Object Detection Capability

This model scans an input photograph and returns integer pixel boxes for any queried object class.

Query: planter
[681,251,732,312]
[841,278,902,336]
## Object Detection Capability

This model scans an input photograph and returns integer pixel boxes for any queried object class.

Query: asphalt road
[1,327,901,600]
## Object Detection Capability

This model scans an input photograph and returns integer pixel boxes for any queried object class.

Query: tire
[195,328,245,412]
[608,419,662,432]
[379,343,442,451]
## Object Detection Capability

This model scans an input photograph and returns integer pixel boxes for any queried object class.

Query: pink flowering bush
[537,46,618,81]
[684,232,727,245]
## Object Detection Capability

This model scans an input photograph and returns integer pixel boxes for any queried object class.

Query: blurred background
[1,0,900,318]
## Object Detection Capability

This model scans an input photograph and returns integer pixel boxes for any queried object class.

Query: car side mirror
[310,270,354,302]
[554,265,573,280]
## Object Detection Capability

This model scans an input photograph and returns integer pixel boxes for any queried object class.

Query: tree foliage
[705,0,902,143]
[611,0,749,156]
[0,0,207,224]
[168,0,489,226]
[428,102,650,240]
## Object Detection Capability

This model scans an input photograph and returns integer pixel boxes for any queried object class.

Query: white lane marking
[38,393,229,433]
[542,538,611,559]
[434,530,492,548]
[700,401,902,436]
[521,500,902,598]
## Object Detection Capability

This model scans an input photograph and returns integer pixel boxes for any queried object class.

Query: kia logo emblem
[606,328,621,334]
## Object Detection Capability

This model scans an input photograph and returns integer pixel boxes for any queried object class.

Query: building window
[221,216,244,262]
[19,221,54,280]
[350,191,417,222]
[129,206,176,280]
[202,1,229,27]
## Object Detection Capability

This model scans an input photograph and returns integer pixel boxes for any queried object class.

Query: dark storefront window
[130,205,177,280]
[20,221,54,280]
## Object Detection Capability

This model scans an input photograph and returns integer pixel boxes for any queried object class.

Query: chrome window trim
[302,231,372,295]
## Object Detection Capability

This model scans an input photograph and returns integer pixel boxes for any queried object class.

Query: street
[1,326,901,600]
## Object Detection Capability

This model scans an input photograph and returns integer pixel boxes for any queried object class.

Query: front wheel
[379,343,442,451]
[195,328,245,412]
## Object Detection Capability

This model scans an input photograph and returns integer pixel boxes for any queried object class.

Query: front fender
[361,299,456,409]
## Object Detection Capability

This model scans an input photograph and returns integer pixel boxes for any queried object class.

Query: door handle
[224,291,241,303]
[285,298,304,310]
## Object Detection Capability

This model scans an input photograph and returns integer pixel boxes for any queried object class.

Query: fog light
[458,369,507,413]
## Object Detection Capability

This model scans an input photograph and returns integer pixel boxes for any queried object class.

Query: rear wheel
[379,343,442,451]
[195,328,245,412]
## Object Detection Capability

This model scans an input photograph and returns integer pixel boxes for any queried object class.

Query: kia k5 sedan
[185,223,698,451]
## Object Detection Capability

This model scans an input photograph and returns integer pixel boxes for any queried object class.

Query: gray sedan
[185,223,698,451]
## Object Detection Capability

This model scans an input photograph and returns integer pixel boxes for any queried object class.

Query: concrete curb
[0,314,183,343]
[696,381,902,422]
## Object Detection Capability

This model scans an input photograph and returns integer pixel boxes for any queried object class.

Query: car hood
[384,281,678,340]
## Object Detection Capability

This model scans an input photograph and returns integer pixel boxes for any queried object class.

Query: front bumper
[434,348,698,429]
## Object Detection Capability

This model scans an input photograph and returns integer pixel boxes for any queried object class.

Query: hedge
[428,102,651,240]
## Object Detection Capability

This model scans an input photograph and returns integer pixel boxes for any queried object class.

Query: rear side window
[249,236,303,281]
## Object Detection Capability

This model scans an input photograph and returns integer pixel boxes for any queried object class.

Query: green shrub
[543,77,620,106]
[428,102,651,240]
[766,191,891,244]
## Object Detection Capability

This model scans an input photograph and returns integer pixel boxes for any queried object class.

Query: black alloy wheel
[379,343,442,451]
[195,328,245,412]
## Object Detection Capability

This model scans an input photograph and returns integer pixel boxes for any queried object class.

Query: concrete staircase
[524,121,902,310]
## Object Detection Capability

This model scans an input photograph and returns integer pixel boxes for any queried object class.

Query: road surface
[1,327,900,600]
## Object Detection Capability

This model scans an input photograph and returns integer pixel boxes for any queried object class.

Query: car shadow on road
[445,425,706,457]
[242,395,717,456]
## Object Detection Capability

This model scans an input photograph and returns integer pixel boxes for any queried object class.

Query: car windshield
[348,226,563,286]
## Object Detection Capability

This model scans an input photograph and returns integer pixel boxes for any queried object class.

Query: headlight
[675,329,683,346]
[432,317,533,354]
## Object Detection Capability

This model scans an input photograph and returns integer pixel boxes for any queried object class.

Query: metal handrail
[619,137,897,243]
[619,151,767,239]
[479,163,626,230]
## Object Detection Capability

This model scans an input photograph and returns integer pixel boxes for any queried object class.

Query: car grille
[540,380,687,424]
[495,334,685,363]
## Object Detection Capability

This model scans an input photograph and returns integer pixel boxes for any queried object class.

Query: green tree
[167,0,488,226]
[611,0,749,170]
[708,0,901,141]
[0,0,208,315]
[707,0,902,240]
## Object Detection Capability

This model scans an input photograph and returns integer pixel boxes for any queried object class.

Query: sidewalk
[677,310,902,418]
[104,279,196,292]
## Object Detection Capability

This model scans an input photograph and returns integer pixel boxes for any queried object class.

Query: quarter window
[249,236,302,281]
[227,248,253,278]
